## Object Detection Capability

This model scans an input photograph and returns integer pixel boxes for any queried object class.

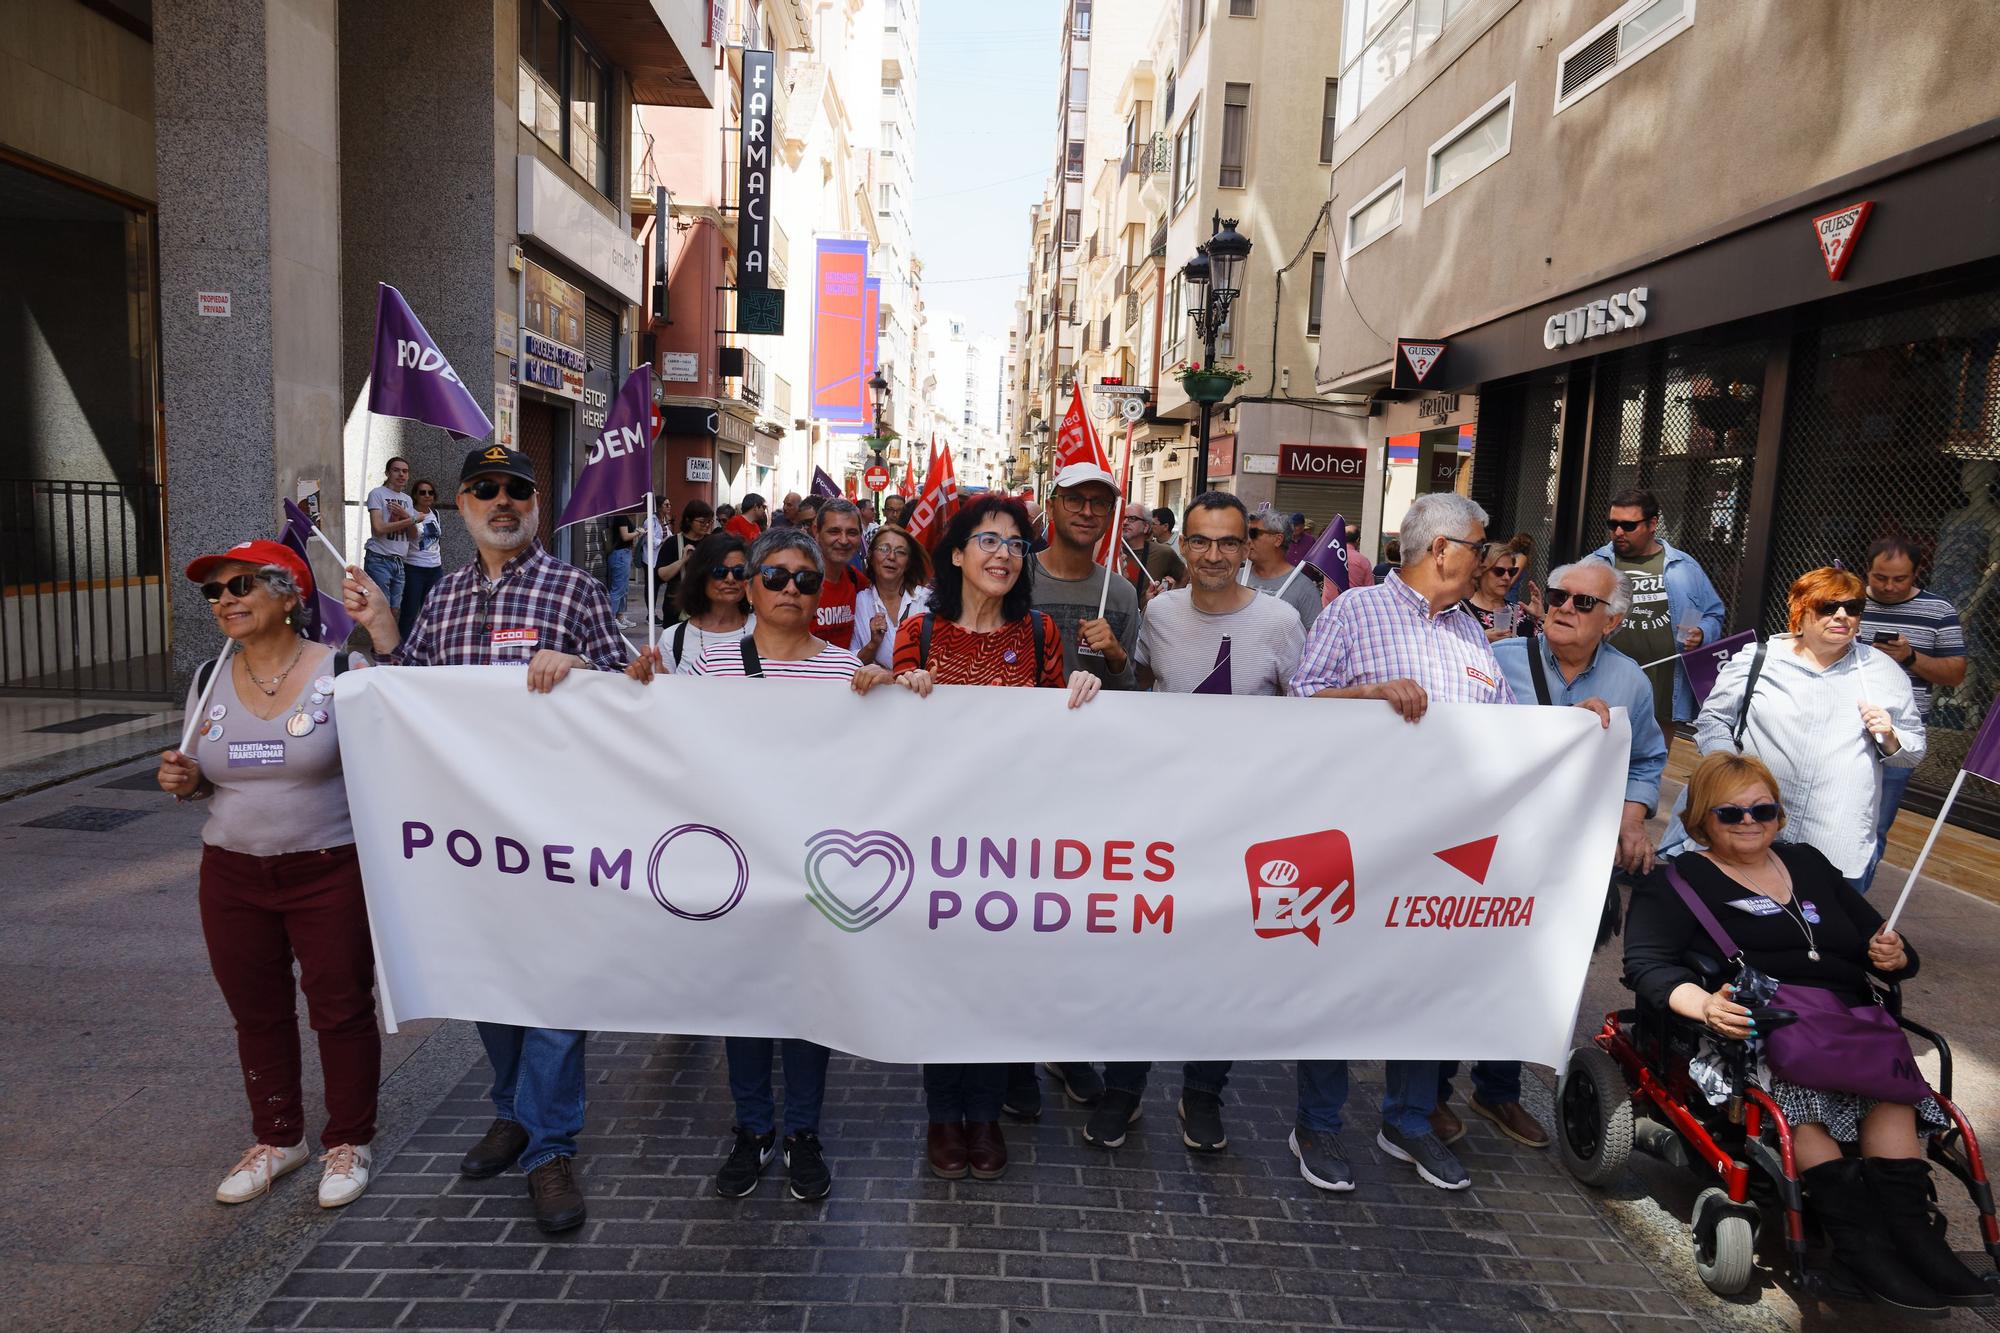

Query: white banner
[336,668,1630,1068]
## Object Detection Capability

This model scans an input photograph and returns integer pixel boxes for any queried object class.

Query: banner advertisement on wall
[810,238,869,423]
[832,276,882,436]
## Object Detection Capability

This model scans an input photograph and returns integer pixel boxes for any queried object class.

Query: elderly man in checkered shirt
[343,443,625,1237]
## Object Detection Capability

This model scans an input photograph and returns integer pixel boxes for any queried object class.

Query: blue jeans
[363,552,405,612]
[398,563,442,639]
[606,547,632,615]
[1103,1061,1232,1098]
[726,1037,829,1136]
[1860,764,1919,895]
[476,1022,586,1172]
[1297,1060,1439,1137]
[1438,1060,1521,1106]
[923,1063,1007,1121]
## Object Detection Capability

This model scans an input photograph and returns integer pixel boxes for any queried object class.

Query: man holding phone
[1858,536,1966,890]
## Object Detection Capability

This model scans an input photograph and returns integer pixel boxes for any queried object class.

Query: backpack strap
[738,636,764,677]
[919,613,935,672]
[1731,636,1770,753]
[196,657,220,695]
[1030,609,1047,684]
[672,619,689,668]
[1662,862,1746,963]
[1524,626,1554,706]
[332,650,353,677]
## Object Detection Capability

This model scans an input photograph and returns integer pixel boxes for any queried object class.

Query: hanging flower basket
[1171,361,1250,404]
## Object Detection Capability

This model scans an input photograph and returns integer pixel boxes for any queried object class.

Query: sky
[912,0,1064,342]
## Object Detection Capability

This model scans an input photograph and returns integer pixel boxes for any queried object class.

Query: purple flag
[557,367,655,530]
[1964,702,2000,785]
[1680,628,1757,707]
[368,283,494,439]
[1296,513,1351,593]
[811,467,841,499]
[280,499,358,646]
[1194,636,1232,696]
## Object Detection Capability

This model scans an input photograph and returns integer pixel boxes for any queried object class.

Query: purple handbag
[1663,865,1930,1106]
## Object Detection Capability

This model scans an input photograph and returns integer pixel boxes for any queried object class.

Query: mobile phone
[1873,631,1898,644]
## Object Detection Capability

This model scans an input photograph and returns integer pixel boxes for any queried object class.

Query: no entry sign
[864,464,890,491]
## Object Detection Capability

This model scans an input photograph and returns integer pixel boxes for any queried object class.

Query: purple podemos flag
[368,283,494,439]
[279,499,358,646]
[1297,513,1351,593]
[1680,628,1757,708]
[1194,636,1232,696]
[557,366,655,530]
[811,467,841,499]
[1964,702,2000,786]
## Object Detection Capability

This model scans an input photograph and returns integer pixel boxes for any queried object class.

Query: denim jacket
[1587,539,1727,722]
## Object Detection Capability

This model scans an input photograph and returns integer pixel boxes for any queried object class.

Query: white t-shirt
[669,614,757,673]
[1135,587,1305,696]
[406,510,443,569]
[365,485,415,558]
[850,584,932,669]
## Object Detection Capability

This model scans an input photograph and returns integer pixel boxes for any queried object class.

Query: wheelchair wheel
[1692,1186,1757,1296]
[1557,1045,1633,1187]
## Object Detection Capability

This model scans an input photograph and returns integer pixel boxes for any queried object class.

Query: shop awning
[567,0,716,108]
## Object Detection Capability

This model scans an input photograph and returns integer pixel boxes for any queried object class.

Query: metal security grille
[1580,335,1769,621]
[1475,368,1567,575]
[1767,281,2000,826]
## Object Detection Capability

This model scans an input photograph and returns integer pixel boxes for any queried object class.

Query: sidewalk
[0,695,180,800]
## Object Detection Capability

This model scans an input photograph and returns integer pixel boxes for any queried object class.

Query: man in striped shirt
[1285,492,1510,1198]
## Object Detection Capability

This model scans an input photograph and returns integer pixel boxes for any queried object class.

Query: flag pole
[1881,769,1966,937]
[645,489,658,654]
[1273,562,1306,599]
[177,640,236,757]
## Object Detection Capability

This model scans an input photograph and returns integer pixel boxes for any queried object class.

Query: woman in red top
[862,496,1100,1181]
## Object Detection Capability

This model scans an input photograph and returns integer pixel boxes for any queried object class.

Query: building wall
[0,0,155,201]
[1318,0,2000,387]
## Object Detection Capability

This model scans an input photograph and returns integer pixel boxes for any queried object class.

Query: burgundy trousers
[198,842,380,1148]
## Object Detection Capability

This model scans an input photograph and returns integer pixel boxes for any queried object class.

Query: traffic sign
[864,464,890,491]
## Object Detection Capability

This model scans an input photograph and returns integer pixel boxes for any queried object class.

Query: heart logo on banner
[804,828,916,933]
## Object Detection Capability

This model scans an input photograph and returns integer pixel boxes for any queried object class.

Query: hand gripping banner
[335,669,1629,1067]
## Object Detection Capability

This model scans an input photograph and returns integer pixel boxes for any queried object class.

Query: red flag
[1053,381,1110,473]
[938,444,961,526]
[905,437,949,548]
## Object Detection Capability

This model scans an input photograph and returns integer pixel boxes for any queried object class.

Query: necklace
[244,643,306,697]
[1777,896,1822,962]
[1717,851,1820,961]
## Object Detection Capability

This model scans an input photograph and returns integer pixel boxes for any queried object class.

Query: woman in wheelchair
[1624,752,1991,1311]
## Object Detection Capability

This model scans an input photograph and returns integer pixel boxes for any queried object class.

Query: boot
[1863,1157,1997,1307]
[1801,1158,1943,1311]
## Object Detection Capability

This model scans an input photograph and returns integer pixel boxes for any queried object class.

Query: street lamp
[863,367,896,485]
[1031,419,1052,501]
[1182,212,1252,496]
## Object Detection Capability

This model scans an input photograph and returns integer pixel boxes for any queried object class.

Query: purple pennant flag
[1296,514,1351,593]
[811,466,841,499]
[557,366,655,530]
[1964,702,2000,785]
[1193,636,1232,696]
[280,500,358,646]
[1680,628,1757,708]
[367,283,495,439]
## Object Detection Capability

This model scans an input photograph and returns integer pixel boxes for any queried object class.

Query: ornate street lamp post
[1181,213,1252,497]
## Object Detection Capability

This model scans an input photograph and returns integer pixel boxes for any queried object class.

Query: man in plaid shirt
[343,443,624,1236]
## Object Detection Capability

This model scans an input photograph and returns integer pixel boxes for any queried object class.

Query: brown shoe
[966,1121,1008,1180]
[1428,1103,1466,1145]
[459,1118,529,1178]
[1470,1096,1551,1149]
[926,1122,968,1179]
[526,1156,587,1234]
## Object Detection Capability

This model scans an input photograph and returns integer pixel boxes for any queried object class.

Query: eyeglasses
[1183,535,1247,555]
[756,565,824,593]
[967,532,1031,559]
[708,564,750,582]
[1814,598,1866,618]
[202,573,264,603]
[1487,564,1524,580]
[1606,518,1647,533]
[1710,803,1782,826]
[1546,587,1607,613]
[413,488,437,498]
[1440,535,1497,562]
[1056,491,1115,515]
[464,478,536,502]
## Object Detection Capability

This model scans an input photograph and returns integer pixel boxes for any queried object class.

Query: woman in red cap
[156,539,380,1210]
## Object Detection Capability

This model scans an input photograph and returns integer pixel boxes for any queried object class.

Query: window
[1170,101,1200,211]
[1307,253,1326,336]
[1065,139,1085,178]
[1555,0,1696,112]
[1074,0,1092,38]
[518,1,565,155]
[1425,84,1512,203]
[1229,0,1255,13]
[1335,0,1474,133]
[567,39,611,195]
[1062,209,1081,247]
[516,0,615,198]
[881,121,896,154]
[1181,0,1207,54]
[1166,272,1185,366]
[1069,67,1089,108]
[1219,83,1250,188]
[1319,80,1339,162]
[1344,168,1403,256]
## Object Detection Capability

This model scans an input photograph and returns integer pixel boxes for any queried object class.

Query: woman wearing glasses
[156,540,380,1212]
[859,495,1101,1181]
[851,524,932,669]
[1460,533,1543,643]
[1669,566,1923,891]
[656,531,753,673]
[398,479,444,638]
[1624,752,1986,1312]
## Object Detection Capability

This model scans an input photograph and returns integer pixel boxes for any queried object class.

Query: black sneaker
[1178,1090,1228,1152]
[1001,1065,1043,1121]
[784,1131,832,1201]
[1377,1124,1472,1191]
[1081,1088,1143,1148]
[1289,1126,1354,1192]
[1045,1061,1105,1107]
[715,1127,775,1198]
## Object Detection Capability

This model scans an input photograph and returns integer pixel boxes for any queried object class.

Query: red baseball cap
[183,539,315,600]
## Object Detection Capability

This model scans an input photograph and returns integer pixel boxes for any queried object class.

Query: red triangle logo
[1435,835,1498,885]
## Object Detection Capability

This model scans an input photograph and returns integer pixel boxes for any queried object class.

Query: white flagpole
[1273,562,1307,599]
[1881,769,1967,937]
[351,411,375,570]
[177,640,236,757]
[645,489,658,654]
[1095,555,1114,619]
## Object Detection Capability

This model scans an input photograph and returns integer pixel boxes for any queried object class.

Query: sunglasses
[464,478,536,502]
[1814,598,1866,618]
[708,564,750,582]
[202,573,264,603]
[1606,518,1647,533]
[1711,803,1782,826]
[1487,565,1523,579]
[967,532,1031,558]
[1546,587,1607,613]
[756,565,824,594]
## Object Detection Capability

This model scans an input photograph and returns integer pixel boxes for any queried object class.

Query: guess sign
[1278,444,1367,479]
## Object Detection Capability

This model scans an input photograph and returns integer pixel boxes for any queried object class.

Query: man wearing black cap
[341,442,625,1235]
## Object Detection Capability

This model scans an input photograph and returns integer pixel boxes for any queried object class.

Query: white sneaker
[317,1143,373,1208]
[215,1141,310,1204]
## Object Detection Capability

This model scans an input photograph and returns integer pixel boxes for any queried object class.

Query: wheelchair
[1554,950,2000,1298]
